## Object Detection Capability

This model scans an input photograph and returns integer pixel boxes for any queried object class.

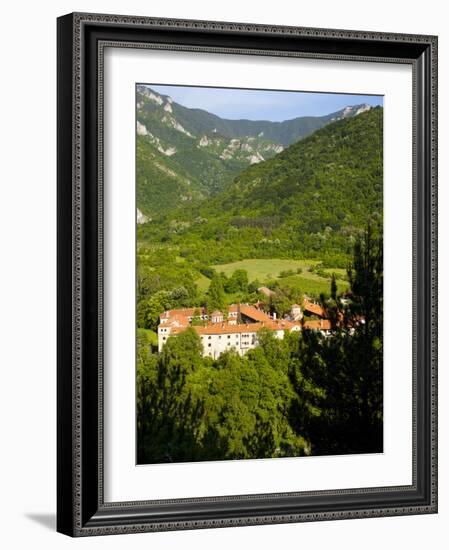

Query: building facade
[157,303,311,357]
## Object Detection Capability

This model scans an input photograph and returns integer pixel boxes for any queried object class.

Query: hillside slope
[136,85,374,216]
[138,107,383,266]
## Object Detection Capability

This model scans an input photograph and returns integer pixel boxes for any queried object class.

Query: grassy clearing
[211,259,320,281]
[321,267,348,278]
[196,273,211,292]
[280,274,349,296]
[199,258,350,298]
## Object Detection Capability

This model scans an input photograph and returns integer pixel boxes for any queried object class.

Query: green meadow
[207,258,349,297]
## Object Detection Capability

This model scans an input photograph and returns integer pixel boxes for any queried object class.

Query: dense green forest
[136,85,375,216]
[136,90,383,463]
[138,107,383,265]
[137,228,383,462]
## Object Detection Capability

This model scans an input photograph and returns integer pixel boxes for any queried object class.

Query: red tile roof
[303,299,326,317]
[303,319,332,331]
[161,303,334,338]
[239,305,272,323]
[161,307,206,320]
[164,314,189,328]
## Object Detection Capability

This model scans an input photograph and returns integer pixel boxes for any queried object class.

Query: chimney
[273,312,277,320]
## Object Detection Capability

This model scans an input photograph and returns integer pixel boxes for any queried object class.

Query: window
[228,335,231,339]
[208,343,211,347]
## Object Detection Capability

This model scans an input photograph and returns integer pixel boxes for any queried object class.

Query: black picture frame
[57,12,438,537]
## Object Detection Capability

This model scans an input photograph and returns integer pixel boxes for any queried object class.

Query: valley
[136,85,384,464]
[136,87,382,325]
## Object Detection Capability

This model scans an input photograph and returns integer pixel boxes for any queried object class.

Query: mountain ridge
[138,107,383,266]
[136,84,375,217]
[138,84,372,145]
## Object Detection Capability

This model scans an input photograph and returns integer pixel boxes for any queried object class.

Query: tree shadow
[25,513,56,531]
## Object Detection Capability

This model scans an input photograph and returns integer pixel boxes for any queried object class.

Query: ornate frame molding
[57,12,437,537]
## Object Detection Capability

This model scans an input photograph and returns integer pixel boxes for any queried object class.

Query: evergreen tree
[225,269,249,293]
[207,273,225,312]
[330,273,337,301]
[137,329,205,463]
[289,224,383,455]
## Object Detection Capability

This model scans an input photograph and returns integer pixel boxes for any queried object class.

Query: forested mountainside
[136,84,373,216]
[138,106,383,266]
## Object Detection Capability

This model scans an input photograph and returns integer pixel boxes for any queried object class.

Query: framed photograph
[57,12,438,536]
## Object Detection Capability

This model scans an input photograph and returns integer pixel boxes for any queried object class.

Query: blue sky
[148,84,383,122]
